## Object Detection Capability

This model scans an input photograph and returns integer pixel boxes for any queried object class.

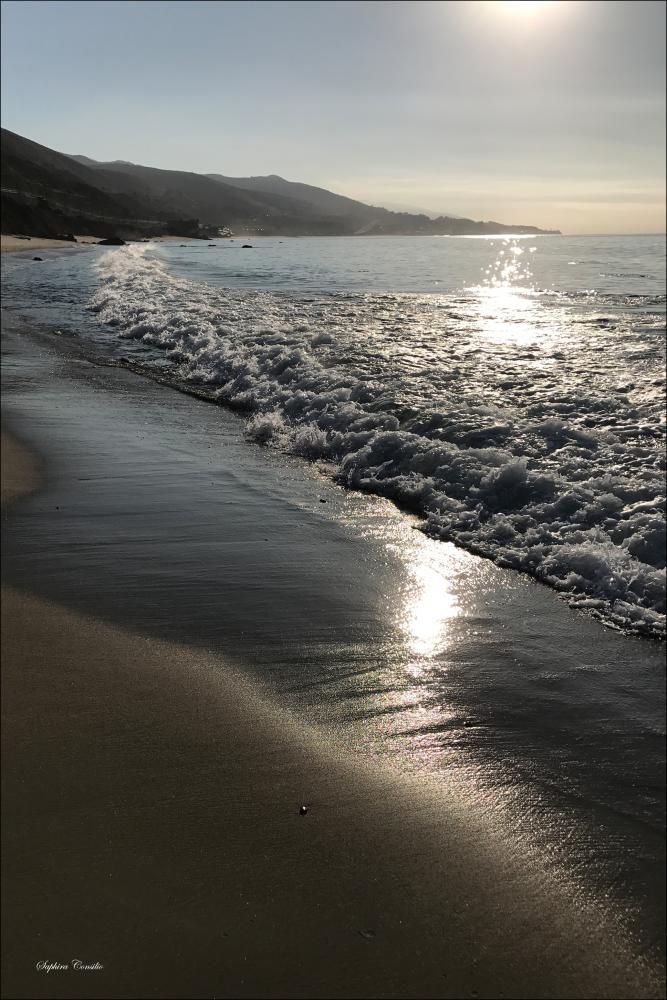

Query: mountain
[67,156,367,234]
[381,201,462,218]
[206,173,389,221]
[0,130,153,237]
[1,129,560,238]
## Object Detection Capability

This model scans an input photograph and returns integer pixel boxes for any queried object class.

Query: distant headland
[1,128,560,241]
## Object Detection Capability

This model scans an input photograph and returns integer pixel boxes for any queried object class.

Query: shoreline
[0,234,194,252]
[2,428,663,999]
[2,307,665,997]
[1,234,102,252]
[76,237,663,641]
[2,319,665,998]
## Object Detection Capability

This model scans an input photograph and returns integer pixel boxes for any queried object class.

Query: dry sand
[1,430,663,999]
[1,235,102,251]
[1,430,40,502]
[1,235,204,252]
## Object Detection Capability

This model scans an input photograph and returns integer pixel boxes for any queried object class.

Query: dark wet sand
[1,324,664,999]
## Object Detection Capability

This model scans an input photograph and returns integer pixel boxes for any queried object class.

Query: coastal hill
[206,172,390,222]
[1,128,560,239]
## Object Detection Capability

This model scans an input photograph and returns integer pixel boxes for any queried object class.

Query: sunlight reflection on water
[468,238,549,344]
[386,529,476,671]
[403,559,460,659]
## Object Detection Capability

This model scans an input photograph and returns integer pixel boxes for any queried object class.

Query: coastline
[1,234,102,252]
[0,234,193,252]
[2,316,665,998]
[2,430,662,999]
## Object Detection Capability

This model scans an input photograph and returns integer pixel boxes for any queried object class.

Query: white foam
[91,245,666,638]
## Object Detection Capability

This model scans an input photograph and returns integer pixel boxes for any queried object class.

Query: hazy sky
[1,0,665,233]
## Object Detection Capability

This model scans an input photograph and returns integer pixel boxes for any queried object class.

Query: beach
[2,309,665,999]
[0,235,102,252]
[5,577,660,1000]
[0,235,194,252]
[3,0,666,991]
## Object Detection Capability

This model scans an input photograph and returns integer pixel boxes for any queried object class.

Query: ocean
[5,233,665,636]
[2,232,665,960]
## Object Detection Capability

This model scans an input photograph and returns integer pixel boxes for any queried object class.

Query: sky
[1,0,665,233]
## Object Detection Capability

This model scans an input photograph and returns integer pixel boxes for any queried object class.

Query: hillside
[68,156,360,234]
[1,129,560,238]
[206,172,389,222]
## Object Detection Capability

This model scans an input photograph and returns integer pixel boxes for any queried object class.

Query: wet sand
[1,323,664,998]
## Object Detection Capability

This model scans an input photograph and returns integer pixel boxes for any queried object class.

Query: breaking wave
[90,244,666,638]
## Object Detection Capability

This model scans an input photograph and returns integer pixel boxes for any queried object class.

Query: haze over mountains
[1,128,560,239]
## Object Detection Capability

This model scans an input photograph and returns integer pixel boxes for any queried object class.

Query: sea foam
[90,244,666,638]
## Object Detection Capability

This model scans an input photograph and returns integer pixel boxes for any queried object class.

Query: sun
[498,0,554,13]
[472,0,566,30]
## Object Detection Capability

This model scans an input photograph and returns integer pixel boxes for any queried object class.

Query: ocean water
[40,233,662,639]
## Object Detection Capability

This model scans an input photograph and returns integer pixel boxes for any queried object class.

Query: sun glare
[499,0,553,14]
